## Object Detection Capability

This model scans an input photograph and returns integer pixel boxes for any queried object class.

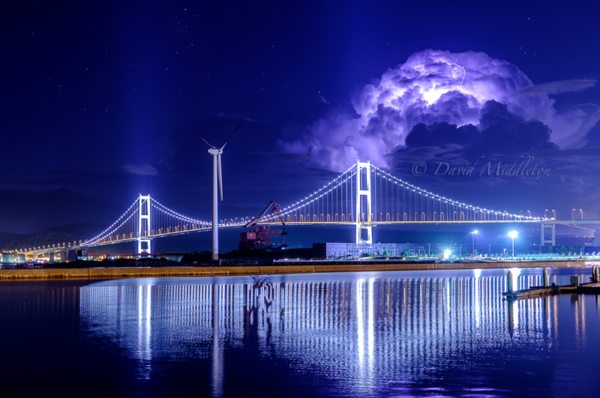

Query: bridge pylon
[355,160,373,244]
[541,221,556,246]
[138,194,152,256]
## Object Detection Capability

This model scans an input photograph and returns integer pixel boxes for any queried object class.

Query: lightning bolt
[449,58,466,87]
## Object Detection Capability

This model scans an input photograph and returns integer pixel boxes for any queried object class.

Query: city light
[508,231,518,257]
[471,230,478,256]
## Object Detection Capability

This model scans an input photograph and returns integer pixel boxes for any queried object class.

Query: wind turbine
[197,123,241,261]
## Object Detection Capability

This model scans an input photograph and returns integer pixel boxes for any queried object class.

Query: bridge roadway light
[508,231,518,257]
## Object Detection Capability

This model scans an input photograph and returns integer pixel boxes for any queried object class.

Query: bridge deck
[9,219,600,256]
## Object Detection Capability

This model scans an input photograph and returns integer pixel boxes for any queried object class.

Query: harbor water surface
[1,267,599,397]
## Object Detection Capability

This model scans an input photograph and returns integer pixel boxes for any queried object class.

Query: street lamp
[527,210,531,217]
[580,209,583,220]
[544,209,548,218]
[471,230,478,257]
[572,208,576,220]
[508,231,518,257]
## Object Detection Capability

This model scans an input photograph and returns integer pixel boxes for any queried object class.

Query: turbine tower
[197,123,241,261]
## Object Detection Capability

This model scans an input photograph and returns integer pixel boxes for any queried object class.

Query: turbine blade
[218,154,223,201]
[195,132,216,148]
[220,123,242,150]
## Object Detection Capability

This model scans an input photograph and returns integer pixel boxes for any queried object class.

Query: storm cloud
[277,49,599,171]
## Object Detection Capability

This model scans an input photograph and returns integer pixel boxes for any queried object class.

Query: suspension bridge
[2,160,591,262]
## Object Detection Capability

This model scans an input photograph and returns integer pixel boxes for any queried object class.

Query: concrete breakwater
[0,260,588,280]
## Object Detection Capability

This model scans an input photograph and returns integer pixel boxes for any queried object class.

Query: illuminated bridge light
[26,162,533,253]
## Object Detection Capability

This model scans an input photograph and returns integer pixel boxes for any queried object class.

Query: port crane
[238,201,288,250]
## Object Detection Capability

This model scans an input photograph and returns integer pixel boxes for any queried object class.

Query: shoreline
[0,260,591,280]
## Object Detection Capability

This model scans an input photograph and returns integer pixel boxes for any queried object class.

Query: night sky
[1,0,600,236]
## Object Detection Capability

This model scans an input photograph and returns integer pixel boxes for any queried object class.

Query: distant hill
[0,232,24,249]
[0,202,270,253]
[0,188,124,234]
[3,223,104,251]
[1,211,548,254]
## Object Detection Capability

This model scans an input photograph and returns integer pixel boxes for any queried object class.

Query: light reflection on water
[79,268,600,397]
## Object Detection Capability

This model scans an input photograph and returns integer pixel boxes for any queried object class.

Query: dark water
[1,267,599,397]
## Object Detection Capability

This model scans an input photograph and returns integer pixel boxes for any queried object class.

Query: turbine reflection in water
[79,270,592,396]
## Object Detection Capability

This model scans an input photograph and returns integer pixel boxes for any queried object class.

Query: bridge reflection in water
[79,271,594,396]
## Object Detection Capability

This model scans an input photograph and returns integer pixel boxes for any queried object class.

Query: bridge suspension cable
[80,196,219,248]
[264,163,359,224]
[84,200,140,245]
[369,165,539,222]
[261,162,540,225]
[11,159,544,255]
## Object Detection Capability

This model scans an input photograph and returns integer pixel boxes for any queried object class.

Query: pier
[503,265,600,298]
